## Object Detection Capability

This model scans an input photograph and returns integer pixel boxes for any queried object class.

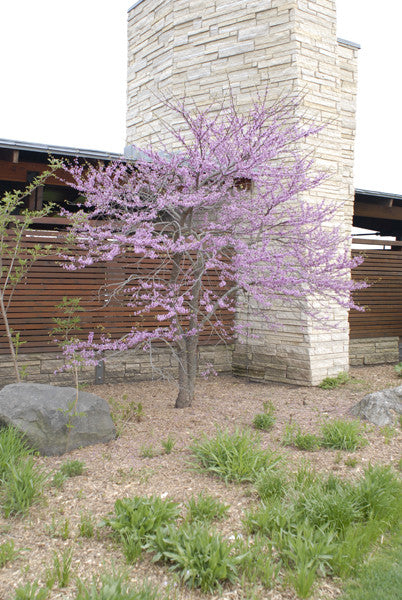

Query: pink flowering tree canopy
[61,94,364,407]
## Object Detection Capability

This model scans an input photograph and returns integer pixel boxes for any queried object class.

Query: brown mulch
[0,364,401,600]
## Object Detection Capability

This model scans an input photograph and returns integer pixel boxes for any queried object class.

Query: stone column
[126,0,359,385]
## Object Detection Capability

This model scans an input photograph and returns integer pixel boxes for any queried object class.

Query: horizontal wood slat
[0,230,234,355]
[350,249,402,339]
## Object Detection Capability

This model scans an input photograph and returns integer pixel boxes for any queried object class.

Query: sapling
[0,159,62,381]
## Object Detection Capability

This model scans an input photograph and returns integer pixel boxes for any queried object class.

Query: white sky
[0,0,400,194]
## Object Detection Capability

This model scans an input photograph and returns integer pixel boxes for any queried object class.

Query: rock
[349,385,402,426]
[0,383,116,456]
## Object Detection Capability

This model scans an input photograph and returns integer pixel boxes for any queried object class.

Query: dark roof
[0,138,122,161]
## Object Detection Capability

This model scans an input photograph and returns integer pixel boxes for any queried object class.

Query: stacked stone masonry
[0,345,233,388]
[349,338,399,367]
[127,0,360,386]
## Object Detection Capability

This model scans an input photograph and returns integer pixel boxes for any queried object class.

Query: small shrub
[252,401,276,431]
[59,459,85,478]
[12,581,48,600]
[320,419,367,451]
[191,428,281,483]
[185,492,229,523]
[2,457,47,517]
[0,539,19,568]
[319,372,350,389]
[161,435,176,454]
[147,522,238,592]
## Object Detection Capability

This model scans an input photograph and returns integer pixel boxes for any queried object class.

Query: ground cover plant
[0,366,401,600]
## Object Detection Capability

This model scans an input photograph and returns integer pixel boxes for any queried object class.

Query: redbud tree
[61,94,363,407]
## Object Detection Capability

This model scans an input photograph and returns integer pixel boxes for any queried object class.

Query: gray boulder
[349,385,402,426]
[0,383,116,456]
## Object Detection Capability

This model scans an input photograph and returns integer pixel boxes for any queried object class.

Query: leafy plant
[59,459,85,478]
[252,401,276,431]
[191,428,281,483]
[0,539,19,568]
[319,372,350,389]
[185,492,229,523]
[235,534,280,589]
[320,418,367,451]
[12,581,49,600]
[276,521,336,598]
[75,571,167,600]
[161,435,176,454]
[2,457,47,517]
[103,495,180,561]
[394,362,402,377]
[147,522,239,592]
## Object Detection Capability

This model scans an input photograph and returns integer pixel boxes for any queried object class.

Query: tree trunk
[0,292,21,383]
[175,336,198,408]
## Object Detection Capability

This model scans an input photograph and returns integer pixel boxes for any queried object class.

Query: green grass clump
[255,467,288,501]
[320,419,367,451]
[351,464,402,526]
[191,428,281,483]
[78,511,96,538]
[0,539,19,567]
[282,424,320,451]
[244,463,402,597]
[319,372,350,389]
[235,534,280,589]
[252,401,276,431]
[0,426,32,479]
[339,530,402,600]
[12,581,49,600]
[161,435,176,454]
[75,572,165,600]
[185,492,229,523]
[59,459,85,478]
[394,363,402,377]
[147,522,238,592]
[2,457,47,517]
[103,495,180,563]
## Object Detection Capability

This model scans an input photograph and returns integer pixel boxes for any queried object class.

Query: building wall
[0,344,233,388]
[126,0,359,386]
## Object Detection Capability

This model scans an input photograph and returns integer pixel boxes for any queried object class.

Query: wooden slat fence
[0,230,234,354]
[349,249,402,339]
